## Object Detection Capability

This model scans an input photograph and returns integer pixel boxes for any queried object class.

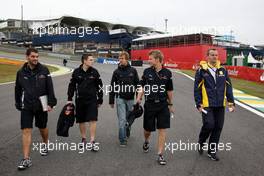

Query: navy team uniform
[67,65,103,123]
[140,66,173,131]
[15,63,57,129]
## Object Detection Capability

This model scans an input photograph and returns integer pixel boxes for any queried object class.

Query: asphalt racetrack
[0,51,263,176]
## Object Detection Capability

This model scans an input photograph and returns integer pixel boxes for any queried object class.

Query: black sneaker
[120,140,127,147]
[40,143,48,156]
[17,158,32,170]
[198,143,204,155]
[79,138,87,149]
[143,141,149,153]
[157,154,167,165]
[207,152,220,161]
[91,141,100,152]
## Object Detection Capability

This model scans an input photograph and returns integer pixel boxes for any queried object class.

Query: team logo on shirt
[160,75,167,79]
[148,74,153,80]
[39,75,46,79]
[218,71,225,77]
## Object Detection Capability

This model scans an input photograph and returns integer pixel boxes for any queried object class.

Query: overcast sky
[0,0,263,45]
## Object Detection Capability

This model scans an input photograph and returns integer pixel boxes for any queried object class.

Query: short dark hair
[207,48,217,56]
[81,53,93,63]
[26,48,38,56]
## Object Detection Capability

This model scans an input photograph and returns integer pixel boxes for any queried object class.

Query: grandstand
[0,16,160,57]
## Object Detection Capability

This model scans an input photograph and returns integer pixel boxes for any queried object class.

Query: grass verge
[0,63,59,83]
[181,69,264,99]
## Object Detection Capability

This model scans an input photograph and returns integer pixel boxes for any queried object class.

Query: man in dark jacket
[67,54,103,152]
[15,48,57,170]
[194,48,235,161]
[109,51,139,147]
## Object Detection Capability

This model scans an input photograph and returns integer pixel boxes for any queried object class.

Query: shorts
[21,109,48,129]
[75,101,98,123]
[143,101,170,132]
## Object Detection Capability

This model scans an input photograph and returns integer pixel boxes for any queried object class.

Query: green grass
[181,69,264,99]
[0,64,59,83]
[0,64,21,83]
[46,65,59,73]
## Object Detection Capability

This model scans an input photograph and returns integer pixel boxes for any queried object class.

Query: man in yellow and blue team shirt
[194,48,235,161]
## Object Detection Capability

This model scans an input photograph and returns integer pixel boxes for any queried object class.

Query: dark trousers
[198,107,225,153]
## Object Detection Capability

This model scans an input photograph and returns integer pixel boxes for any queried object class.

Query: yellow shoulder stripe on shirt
[200,60,221,70]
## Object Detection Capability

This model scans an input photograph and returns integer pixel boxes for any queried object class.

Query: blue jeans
[116,97,134,142]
